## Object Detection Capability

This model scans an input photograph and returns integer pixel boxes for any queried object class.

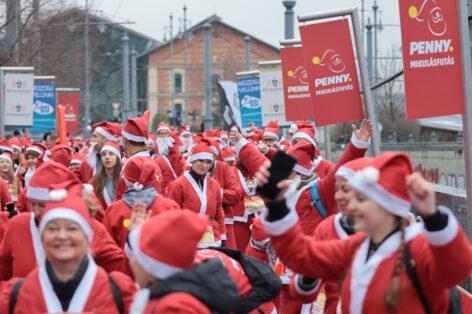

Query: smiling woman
[8,181,136,314]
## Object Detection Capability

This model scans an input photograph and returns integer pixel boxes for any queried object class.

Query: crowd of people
[0,115,469,313]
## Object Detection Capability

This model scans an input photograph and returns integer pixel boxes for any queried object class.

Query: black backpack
[404,242,462,314]
[212,247,282,313]
[9,274,123,314]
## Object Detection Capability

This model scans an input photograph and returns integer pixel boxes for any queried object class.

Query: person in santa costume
[258,152,472,314]
[204,138,243,250]
[43,144,72,168]
[221,147,236,166]
[104,156,178,249]
[289,157,368,314]
[165,140,226,248]
[115,117,162,201]
[16,143,45,188]
[0,161,130,280]
[154,122,186,193]
[4,180,136,314]
[86,121,122,175]
[91,141,122,209]
[0,151,21,203]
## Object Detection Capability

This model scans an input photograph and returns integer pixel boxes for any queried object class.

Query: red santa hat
[39,181,94,242]
[8,137,22,152]
[204,129,221,140]
[263,120,280,139]
[45,145,72,167]
[0,152,12,164]
[221,148,235,162]
[27,161,79,201]
[26,143,46,156]
[348,152,413,218]
[188,140,213,163]
[0,140,13,154]
[89,121,121,142]
[203,138,221,157]
[335,157,372,181]
[123,157,157,191]
[157,122,171,135]
[71,153,86,166]
[180,125,191,135]
[127,210,208,279]
[122,117,149,143]
[101,141,121,159]
[288,142,317,176]
[292,124,316,147]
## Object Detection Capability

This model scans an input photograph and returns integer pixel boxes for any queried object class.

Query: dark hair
[43,132,51,141]
[92,156,122,200]
[123,137,146,147]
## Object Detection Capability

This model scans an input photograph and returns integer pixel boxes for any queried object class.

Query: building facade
[141,15,280,131]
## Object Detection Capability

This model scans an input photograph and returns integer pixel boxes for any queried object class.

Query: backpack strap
[309,182,328,218]
[404,243,432,314]
[9,278,24,314]
[108,274,124,314]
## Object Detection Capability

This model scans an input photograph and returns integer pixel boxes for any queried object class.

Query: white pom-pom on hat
[82,184,94,197]
[86,125,92,131]
[361,167,379,184]
[49,189,68,201]
[133,182,144,191]
[45,150,52,156]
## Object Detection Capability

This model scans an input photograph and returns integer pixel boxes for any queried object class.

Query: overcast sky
[91,0,401,56]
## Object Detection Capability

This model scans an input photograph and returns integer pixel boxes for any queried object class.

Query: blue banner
[31,82,56,134]
[237,74,262,127]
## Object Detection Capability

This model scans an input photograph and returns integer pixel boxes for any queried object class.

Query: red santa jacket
[0,178,12,211]
[10,258,136,314]
[0,212,7,243]
[266,206,472,314]
[154,145,186,193]
[211,160,244,222]
[165,171,226,246]
[0,212,130,280]
[103,195,178,249]
[289,213,352,314]
[133,291,211,314]
[290,138,368,236]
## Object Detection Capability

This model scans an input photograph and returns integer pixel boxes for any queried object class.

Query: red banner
[280,46,314,121]
[57,90,80,133]
[299,19,364,126]
[399,0,464,119]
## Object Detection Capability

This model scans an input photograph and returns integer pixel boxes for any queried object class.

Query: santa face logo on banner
[299,19,364,126]
[280,46,314,121]
[399,0,464,119]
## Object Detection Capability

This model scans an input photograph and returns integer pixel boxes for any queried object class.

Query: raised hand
[129,202,150,230]
[352,119,373,142]
[406,172,436,216]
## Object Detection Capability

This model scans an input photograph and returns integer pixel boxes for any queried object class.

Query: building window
[174,73,182,94]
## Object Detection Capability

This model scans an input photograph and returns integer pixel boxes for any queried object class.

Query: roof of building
[139,14,279,58]
[418,115,463,132]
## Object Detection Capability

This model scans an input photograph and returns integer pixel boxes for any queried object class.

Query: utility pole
[6,0,19,65]
[244,35,251,71]
[366,18,374,85]
[169,14,175,121]
[203,23,213,130]
[182,4,189,125]
[373,0,379,83]
[131,47,138,115]
[282,1,296,39]
[122,33,130,120]
[84,0,91,132]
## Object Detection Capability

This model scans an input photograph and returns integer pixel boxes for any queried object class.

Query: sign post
[298,8,380,155]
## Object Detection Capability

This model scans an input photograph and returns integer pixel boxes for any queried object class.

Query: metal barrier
[434,184,471,292]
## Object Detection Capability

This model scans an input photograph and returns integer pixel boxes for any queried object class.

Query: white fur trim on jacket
[262,205,299,236]
[350,132,370,149]
[234,138,250,156]
[423,205,459,246]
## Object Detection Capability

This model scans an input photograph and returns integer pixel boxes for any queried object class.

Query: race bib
[199,226,215,247]
[243,196,265,215]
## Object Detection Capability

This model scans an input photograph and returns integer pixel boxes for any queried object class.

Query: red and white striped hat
[127,210,208,279]
[101,141,121,159]
[122,117,149,143]
[348,152,413,218]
